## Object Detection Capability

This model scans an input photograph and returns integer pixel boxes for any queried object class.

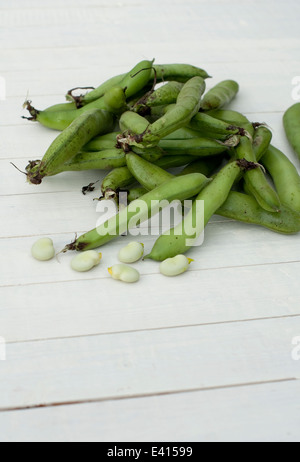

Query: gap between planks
[0,377,296,414]
[4,313,300,347]
[1,259,300,289]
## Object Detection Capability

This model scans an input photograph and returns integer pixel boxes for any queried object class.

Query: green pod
[261,145,300,213]
[179,156,224,177]
[188,112,241,136]
[101,166,135,200]
[66,73,125,105]
[54,149,127,173]
[283,103,300,161]
[151,63,211,83]
[44,101,77,112]
[75,60,153,107]
[82,132,120,151]
[26,109,115,184]
[129,76,206,148]
[155,155,196,169]
[119,111,150,134]
[101,154,196,200]
[233,125,273,185]
[200,80,239,111]
[126,153,173,190]
[119,59,154,99]
[252,126,273,161]
[127,185,148,202]
[125,154,199,202]
[236,136,281,213]
[145,160,243,261]
[24,86,126,131]
[63,173,211,252]
[158,137,227,157]
[162,127,204,140]
[217,191,300,235]
[141,81,184,107]
[131,146,164,163]
[207,109,255,137]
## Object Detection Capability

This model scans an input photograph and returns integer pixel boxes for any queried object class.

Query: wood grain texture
[1,0,300,442]
[0,380,299,442]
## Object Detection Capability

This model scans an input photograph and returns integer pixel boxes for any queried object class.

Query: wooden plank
[0,317,299,410]
[0,379,299,442]
[0,260,300,342]
[1,1,300,51]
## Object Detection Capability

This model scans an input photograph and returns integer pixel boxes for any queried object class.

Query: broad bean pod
[101,154,196,201]
[200,80,239,111]
[63,173,211,252]
[217,191,300,234]
[26,109,114,184]
[150,63,211,83]
[53,149,127,174]
[235,136,281,213]
[261,145,300,213]
[135,81,184,110]
[145,160,248,261]
[157,137,229,157]
[126,153,173,190]
[283,103,300,161]
[24,86,126,131]
[126,77,206,148]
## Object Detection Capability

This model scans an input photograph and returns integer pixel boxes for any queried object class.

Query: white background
[0,0,300,442]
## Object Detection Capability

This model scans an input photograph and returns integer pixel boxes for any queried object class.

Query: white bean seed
[159,255,193,277]
[31,238,55,261]
[108,264,140,283]
[71,251,102,272]
[118,242,144,263]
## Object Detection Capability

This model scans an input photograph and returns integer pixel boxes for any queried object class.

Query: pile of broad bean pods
[21,60,300,274]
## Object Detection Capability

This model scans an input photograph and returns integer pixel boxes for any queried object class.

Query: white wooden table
[1,0,300,443]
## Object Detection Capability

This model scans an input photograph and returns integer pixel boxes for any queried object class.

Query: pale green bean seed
[118,242,144,264]
[31,238,55,261]
[71,251,102,272]
[159,255,193,277]
[108,264,140,283]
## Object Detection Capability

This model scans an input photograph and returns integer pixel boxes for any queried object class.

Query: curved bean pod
[101,166,135,200]
[145,160,246,261]
[127,77,206,148]
[207,109,255,137]
[151,63,211,83]
[24,86,126,131]
[53,149,127,174]
[236,136,281,213]
[137,81,184,109]
[83,132,120,151]
[200,80,239,111]
[217,191,300,234]
[26,109,114,184]
[252,126,273,161]
[63,173,211,252]
[189,111,241,136]
[283,103,300,161]
[157,137,228,157]
[101,154,196,201]
[261,145,300,213]
[126,153,173,190]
